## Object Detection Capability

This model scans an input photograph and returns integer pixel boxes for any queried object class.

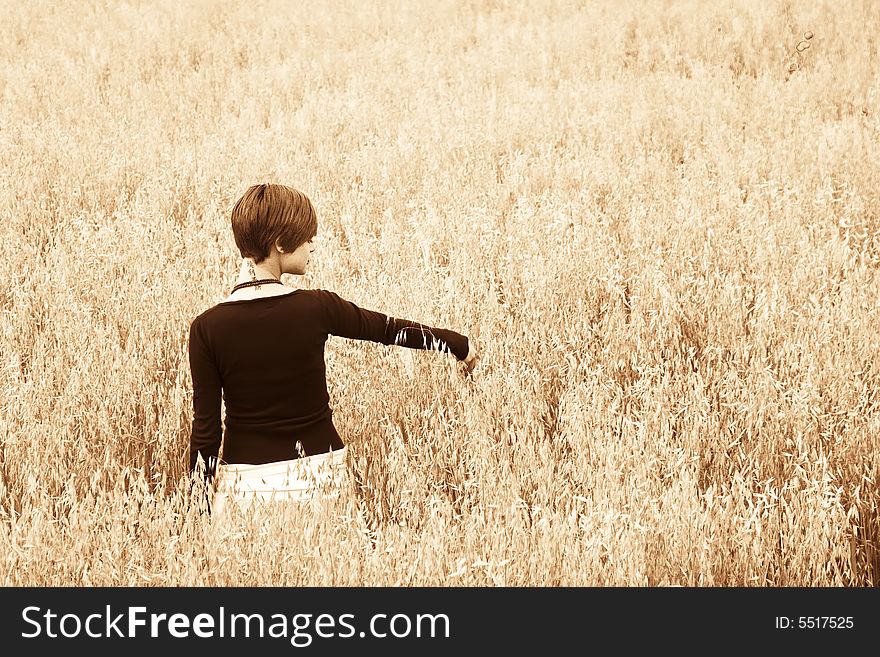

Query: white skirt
[211,447,347,515]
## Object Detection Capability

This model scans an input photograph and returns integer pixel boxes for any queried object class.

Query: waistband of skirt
[217,446,347,478]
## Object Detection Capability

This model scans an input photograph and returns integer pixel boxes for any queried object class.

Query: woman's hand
[462,342,480,374]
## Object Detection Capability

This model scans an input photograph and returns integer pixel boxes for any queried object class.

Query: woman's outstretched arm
[188,317,222,476]
[317,289,473,363]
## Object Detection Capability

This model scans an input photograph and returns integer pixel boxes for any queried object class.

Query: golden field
[0,0,878,585]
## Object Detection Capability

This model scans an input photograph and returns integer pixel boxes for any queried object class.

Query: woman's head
[231,184,318,264]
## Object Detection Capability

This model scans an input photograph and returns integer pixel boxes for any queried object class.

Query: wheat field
[0,0,878,586]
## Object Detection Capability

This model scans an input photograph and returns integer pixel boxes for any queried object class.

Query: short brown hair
[231,184,318,262]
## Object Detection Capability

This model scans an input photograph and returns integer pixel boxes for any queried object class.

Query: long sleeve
[188,316,222,475]
[317,290,469,361]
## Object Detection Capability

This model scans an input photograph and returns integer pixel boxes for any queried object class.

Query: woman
[188,184,478,512]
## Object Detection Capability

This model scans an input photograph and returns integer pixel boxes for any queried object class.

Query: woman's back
[189,287,470,470]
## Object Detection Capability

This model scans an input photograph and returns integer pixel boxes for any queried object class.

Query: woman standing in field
[188,183,478,512]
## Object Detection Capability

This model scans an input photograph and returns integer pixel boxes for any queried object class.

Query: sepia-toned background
[1,0,878,585]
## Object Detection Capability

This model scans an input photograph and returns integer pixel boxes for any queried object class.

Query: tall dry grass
[0,0,878,585]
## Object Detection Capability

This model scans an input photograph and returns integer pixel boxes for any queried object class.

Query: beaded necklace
[230,278,284,293]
